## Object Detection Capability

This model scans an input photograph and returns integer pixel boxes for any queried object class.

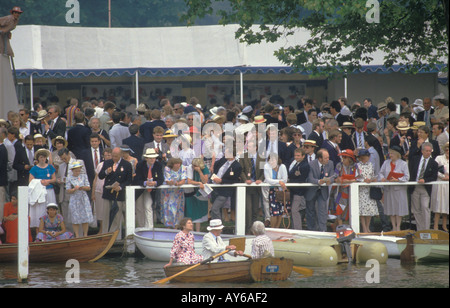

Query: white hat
[207,219,224,231]
[237,114,249,122]
[413,99,423,107]
[242,106,253,114]
[143,148,159,158]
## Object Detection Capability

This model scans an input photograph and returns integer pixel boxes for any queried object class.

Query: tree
[182,0,448,79]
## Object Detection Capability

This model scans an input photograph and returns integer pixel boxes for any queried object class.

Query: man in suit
[321,129,342,169]
[98,147,133,237]
[352,118,368,151]
[305,149,336,232]
[264,124,292,167]
[143,126,171,165]
[43,105,66,151]
[109,111,130,149]
[307,118,325,150]
[133,148,164,228]
[408,142,438,231]
[122,124,145,161]
[67,111,91,159]
[364,98,379,121]
[79,133,103,189]
[330,100,351,127]
[139,109,167,143]
[210,147,242,220]
[13,135,35,188]
[288,147,310,230]
[239,138,265,234]
[0,127,9,219]
[416,97,434,128]
[408,125,440,161]
[296,99,314,125]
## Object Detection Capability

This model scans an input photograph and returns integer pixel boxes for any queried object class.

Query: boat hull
[396,230,449,263]
[0,231,118,263]
[163,257,293,283]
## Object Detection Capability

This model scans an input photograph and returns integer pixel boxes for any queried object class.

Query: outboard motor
[336,225,356,263]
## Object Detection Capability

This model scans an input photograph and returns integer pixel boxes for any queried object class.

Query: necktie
[113,163,118,172]
[94,149,99,168]
[424,111,429,125]
[320,165,324,179]
[147,164,153,192]
[28,149,34,165]
[358,133,363,148]
[308,155,312,163]
[251,157,256,181]
[418,158,427,180]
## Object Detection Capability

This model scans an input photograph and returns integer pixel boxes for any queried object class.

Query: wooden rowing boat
[0,230,118,263]
[397,230,449,263]
[163,257,293,283]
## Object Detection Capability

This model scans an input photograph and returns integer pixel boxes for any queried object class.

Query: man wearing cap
[133,148,164,228]
[202,219,243,261]
[302,140,317,163]
[0,6,22,57]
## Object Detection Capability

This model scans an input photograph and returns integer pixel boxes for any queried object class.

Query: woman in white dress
[432,142,449,231]
[378,146,410,231]
[357,149,379,233]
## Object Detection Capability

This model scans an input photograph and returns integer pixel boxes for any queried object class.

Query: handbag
[369,187,383,200]
[275,190,290,204]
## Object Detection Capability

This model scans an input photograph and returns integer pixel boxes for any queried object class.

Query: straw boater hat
[377,102,387,112]
[207,219,224,231]
[396,121,410,131]
[136,103,147,113]
[338,149,356,161]
[411,121,426,130]
[340,122,354,129]
[69,160,83,170]
[52,136,68,148]
[36,110,48,121]
[253,115,266,125]
[34,148,51,160]
[143,148,159,158]
[163,129,178,138]
[303,140,318,147]
[33,133,46,142]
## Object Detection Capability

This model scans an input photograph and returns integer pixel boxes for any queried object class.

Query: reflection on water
[0,257,448,288]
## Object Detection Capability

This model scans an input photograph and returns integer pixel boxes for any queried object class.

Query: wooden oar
[153,249,230,284]
[242,253,314,277]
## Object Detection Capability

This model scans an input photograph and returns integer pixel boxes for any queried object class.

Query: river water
[1,255,448,290]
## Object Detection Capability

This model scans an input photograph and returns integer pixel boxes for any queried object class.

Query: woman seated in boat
[164,217,203,268]
[35,203,73,242]
[250,221,274,259]
[202,219,243,262]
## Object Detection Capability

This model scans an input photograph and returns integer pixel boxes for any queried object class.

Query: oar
[242,253,314,277]
[153,249,230,284]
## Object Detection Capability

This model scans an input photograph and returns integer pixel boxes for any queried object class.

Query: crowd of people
[0,93,449,244]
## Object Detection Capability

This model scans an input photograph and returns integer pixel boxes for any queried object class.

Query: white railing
[16,180,449,281]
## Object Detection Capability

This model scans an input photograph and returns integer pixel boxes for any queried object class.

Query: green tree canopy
[182,0,448,78]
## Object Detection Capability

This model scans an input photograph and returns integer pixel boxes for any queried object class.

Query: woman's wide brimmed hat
[163,129,178,138]
[70,160,83,170]
[207,219,224,231]
[52,136,68,148]
[338,149,356,161]
[35,148,51,160]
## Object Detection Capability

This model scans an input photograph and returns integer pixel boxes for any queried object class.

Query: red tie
[94,149,99,168]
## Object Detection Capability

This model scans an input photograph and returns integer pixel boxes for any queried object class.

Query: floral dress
[358,161,379,216]
[35,214,74,241]
[162,166,187,228]
[170,231,203,265]
[66,173,93,224]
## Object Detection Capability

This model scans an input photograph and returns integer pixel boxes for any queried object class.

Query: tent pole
[30,73,34,111]
[344,75,348,98]
[240,71,244,106]
[135,70,139,106]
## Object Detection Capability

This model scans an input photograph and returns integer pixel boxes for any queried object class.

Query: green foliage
[182,0,448,78]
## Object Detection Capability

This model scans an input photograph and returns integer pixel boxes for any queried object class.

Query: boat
[397,229,449,263]
[163,257,293,283]
[0,231,118,263]
[134,228,253,262]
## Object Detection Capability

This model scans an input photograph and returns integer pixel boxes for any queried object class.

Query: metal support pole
[240,72,244,106]
[135,70,139,106]
[30,73,34,110]
[18,186,29,283]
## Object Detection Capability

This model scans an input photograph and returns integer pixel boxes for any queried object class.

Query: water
[1,256,448,289]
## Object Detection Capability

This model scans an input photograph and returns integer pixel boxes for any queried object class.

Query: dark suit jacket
[133,160,164,199]
[98,158,133,201]
[305,159,335,201]
[351,131,368,150]
[79,147,104,188]
[13,143,32,186]
[213,157,242,198]
[265,140,292,167]
[139,120,167,143]
[44,117,66,141]
[288,159,310,196]
[240,153,265,184]
[340,132,355,151]
[408,155,438,196]
[122,134,146,161]
[335,113,351,127]
[408,139,440,161]
[296,111,307,125]
[416,108,434,123]
[0,144,8,187]
[307,130,324,150]
[67,124,91,159]
[321,140,340,169]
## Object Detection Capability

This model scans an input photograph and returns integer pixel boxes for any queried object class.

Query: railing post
[349,182,360,234]
[235,185,246,236]
[18,186,29,283]
[125,186,136,254]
